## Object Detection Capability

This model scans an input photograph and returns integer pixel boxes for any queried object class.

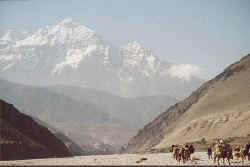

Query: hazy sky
[1,0,250,80]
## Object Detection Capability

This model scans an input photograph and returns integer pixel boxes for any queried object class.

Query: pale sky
[1,0,250,80]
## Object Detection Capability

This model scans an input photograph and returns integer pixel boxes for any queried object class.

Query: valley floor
[0,152,249,166]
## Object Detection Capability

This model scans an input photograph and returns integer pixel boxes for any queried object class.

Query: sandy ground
[0,152,249,166]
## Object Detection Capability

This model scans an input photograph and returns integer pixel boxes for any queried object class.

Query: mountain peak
[240,54,250,63]
[217,54,250,80]
[130,41,143,47]
[56,18,95,33]
[58,18,80,27]
[121,41,157,61]
[121,41,153,57]
[123,41,144,50]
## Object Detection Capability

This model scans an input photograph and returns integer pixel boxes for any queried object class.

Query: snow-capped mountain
[120,41,162,79]
[118,41,203,98]
[0,18,121,93]
[0,18,203,98]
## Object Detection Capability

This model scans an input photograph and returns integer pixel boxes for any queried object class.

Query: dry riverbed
[0,152,249,166]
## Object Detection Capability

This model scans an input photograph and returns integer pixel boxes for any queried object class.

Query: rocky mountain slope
[0,18,202,98]
[122,54,250,153]
[0,99,72,160]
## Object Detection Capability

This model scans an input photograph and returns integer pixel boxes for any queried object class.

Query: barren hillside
[122,54,250,153]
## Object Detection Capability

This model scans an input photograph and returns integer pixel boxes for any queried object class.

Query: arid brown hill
[0,99,73,160]
[122,54,250,153]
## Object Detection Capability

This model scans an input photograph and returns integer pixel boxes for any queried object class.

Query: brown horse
[172,144,194,163]
[170,145,176,159]
[175,147,182,162]
[214,144,233,165]
[180,146,190,163]
[188,144,195,160]
[234,146,245,164]
[243,144,250,162]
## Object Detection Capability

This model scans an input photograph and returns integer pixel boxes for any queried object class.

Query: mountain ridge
[122,54,250,153]
[0,18,203,98]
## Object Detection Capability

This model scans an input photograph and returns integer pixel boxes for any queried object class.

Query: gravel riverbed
[0,152,249,166]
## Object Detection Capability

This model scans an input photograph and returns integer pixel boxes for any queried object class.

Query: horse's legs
[223,158,225,165]
[228,157,231,165]
[177,154,180,162]
[182,154,185,163]
[213,155,217,164]
[241,153,245,164]
[209,154,212,160]
[236,153,239,161]
[215,155,220,165]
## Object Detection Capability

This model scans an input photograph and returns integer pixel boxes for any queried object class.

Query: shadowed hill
[0,99,72,160]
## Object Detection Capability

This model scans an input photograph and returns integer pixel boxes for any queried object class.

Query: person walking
[207,145,213,160]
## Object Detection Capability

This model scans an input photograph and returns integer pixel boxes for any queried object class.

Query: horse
[188,144,195,160]
[214,143,233,165]
[243,144,250,161]
[170,145,176,159]
[180,146,190,163]
[234,146,245,164]
[172,144,194,163]
[174,147,181,162]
